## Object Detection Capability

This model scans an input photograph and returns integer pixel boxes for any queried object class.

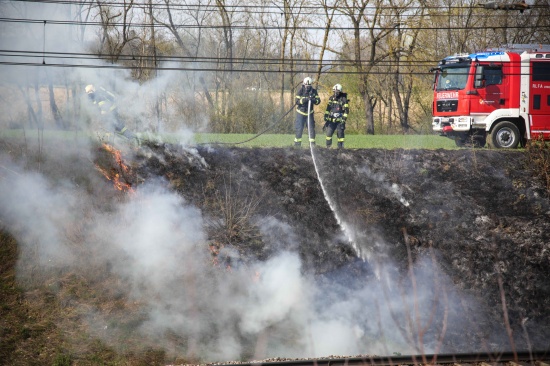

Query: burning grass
[94,143,136,193]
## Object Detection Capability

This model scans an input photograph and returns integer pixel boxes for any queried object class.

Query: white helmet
[85,84,95,94]
[333,84,342,92]
[303,77,312,86]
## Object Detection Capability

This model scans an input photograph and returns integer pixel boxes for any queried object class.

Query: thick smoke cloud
[0,1,496,362]
[0,149,489,360]
[0,160,75,265]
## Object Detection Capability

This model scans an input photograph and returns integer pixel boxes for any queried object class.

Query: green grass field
[192,133,458,149]
[0,129,458,149]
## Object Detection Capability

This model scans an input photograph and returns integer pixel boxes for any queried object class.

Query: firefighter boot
[326,136,333,148]
[337,141,344,149]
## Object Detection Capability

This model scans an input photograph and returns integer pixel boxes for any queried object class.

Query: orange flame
[95,143,135,193]
[209,243,232,272]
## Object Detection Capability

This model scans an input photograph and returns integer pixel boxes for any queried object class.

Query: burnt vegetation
[1,138,550,364]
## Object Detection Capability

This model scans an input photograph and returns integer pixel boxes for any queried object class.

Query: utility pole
[148,0,160,133]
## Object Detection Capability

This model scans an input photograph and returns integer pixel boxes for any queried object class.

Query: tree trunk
[33,83,44,129]
[48,81,65,129]
[18,86,39,129]
[363,91,375,135]
[199,76,215,109]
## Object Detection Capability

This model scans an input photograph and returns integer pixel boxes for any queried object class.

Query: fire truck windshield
[436,66,469,91]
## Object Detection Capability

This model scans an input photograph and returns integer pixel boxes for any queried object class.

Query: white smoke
[0,161,75,265]
[357,165,410,207]
[0,148,482,361]
[0,1,493,362]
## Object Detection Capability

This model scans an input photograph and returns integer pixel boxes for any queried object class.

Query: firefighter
[294,77,320,147]
[85,84,136,141]
[323,84,349,149]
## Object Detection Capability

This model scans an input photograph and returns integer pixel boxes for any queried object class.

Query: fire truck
[431,44,550,148]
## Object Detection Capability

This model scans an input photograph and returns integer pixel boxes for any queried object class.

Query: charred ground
[135,143,550,349]
[1,138,550,364]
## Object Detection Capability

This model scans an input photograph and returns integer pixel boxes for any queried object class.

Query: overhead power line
[0,49,458,67]
[0,60,438,76]
[2,0,545,26]
[0,0,510,11]
[0,17,540,31]
[5,0,547,12]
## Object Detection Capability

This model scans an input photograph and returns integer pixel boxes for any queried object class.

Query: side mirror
[474,65,484,88]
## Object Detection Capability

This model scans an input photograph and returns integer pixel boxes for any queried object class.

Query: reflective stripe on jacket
[295,86,320,115]
[324,93,349,121]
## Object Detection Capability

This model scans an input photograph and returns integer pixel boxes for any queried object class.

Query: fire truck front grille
[437,100,458,112]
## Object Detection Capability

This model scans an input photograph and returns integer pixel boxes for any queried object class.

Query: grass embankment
[0,230,171,365]
[0,129,458,149]
[0,231,70,365]
[192,133,457,149]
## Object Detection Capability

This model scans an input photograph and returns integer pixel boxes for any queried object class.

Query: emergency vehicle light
[468,51,505,59]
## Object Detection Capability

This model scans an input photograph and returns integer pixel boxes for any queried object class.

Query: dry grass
[0,138,174,365]
[525,135,550,193]
[0,229,173,365]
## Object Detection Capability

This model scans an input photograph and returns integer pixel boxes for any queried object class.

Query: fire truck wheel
[488,121,520,149]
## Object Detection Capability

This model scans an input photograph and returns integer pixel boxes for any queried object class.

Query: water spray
[306,100,365,260]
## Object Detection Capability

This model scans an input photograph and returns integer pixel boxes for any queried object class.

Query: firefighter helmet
[303,77,312,86]
[333,84,342,93]
[85,84,95,94]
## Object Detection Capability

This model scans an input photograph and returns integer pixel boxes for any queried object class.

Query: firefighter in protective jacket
[323,84,349,148]
[294,77,321,147]
[85,84,135,140]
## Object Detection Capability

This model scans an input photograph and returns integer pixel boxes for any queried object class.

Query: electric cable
[0,60,440,75]
[4,0,548,14]
[0,16,540,31]
[0,49,443,67]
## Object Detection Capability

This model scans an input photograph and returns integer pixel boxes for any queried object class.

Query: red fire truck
[431,44,550,148]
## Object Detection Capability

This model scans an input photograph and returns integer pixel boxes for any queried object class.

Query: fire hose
[307,98,314,146]
[196,104,297,146]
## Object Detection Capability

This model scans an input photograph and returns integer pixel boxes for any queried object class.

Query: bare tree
[277,0,294,115]
[215,0,235,129]
[93,0,139,64]
[315,0,340,84]
[386,0,427,133]
[337,0,399,135]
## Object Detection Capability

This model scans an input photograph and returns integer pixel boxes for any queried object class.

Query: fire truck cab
[431,44,550,148]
